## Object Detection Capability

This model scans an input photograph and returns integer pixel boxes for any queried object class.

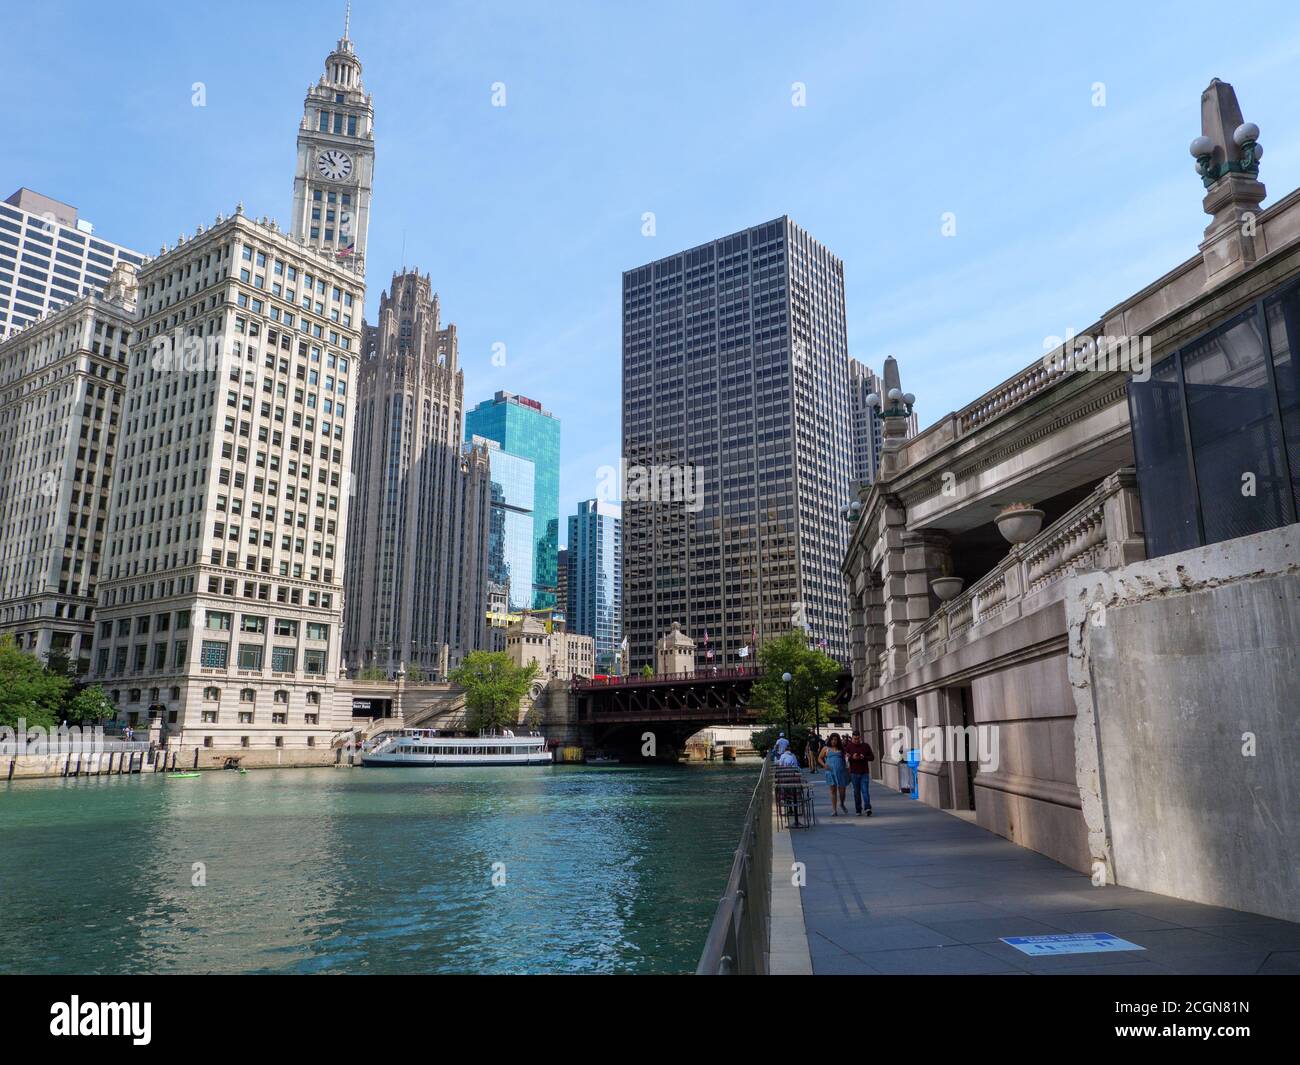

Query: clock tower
[291,10,374,277]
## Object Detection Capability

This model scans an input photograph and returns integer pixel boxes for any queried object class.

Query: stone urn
[930,576,965,601]
[995,505,1045,545]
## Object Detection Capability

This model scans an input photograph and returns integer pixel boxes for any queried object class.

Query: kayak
[167,772,201,779]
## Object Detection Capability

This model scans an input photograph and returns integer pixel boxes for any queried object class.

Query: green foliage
[641,664,654,677]
[357,665,387,681]
[0,635,69,730]
[67,684,117,725]
[746,630,841,729]
[450,651,539,734]
[405,664,429,684]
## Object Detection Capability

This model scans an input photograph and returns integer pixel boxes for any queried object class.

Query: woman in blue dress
[818,732,851,816]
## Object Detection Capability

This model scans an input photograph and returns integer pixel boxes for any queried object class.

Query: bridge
[570,667,853,759]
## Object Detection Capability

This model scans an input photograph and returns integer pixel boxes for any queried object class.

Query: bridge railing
[573,666,760,690]
[695,758,773,975]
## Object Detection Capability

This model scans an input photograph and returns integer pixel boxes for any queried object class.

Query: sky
[5,0,1300,545]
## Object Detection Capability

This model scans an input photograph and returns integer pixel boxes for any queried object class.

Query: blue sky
[5,0,1300,544]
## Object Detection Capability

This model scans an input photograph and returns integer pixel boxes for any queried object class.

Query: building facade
[289,24,374,277]
[87,207,365,749]
[506,615,594,682]
[0,264,138,670]
[841,80,1299,923]
[475,436,536,615]
[464,391,560,610]
[555,547,568,624]
[0,188,145,340]
[343,271,491,678]
[566,499,622,672]
[621,216,853,672]
[848,356,916,488]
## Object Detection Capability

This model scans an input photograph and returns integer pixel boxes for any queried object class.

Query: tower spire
[344,0,351,40]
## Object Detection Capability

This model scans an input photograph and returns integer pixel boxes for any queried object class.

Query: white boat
[360,729,552,767]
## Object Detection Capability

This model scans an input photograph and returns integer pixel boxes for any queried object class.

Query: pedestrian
[818,732,851,816]
[844,729,874,816]
[804,735,816,771]
[807,731,823,773]
[773,731,790,762]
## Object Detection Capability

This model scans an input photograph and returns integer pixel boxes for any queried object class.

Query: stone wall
[1069,524,1300,922]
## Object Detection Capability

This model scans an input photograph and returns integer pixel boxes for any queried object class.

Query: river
[0,762,755,974]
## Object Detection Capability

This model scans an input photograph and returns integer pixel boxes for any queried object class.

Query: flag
[738,645,749,659]
[706,648,714,660]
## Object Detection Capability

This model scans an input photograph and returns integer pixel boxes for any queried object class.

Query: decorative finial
[1191,79,1267,283]
[1190,79,1263,188]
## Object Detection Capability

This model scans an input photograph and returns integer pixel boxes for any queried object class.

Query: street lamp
[782,671,793,742]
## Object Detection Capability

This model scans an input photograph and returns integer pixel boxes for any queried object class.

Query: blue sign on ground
[999,932,1145,956]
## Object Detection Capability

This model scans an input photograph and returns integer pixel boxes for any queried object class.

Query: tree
[67,684,117,725]
[449,651,539,733]
[405,664,429,684]
[641,664,654,678]
[357,665,387,681]
[746,629,841,730]
[0,635,68,730]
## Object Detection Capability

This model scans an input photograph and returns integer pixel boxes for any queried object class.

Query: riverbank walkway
[770,770,1300,975]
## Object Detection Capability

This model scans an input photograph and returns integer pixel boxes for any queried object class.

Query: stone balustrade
[905,469,1142,670]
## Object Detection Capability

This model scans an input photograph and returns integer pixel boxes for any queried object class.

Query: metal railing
[695,758,773,975]
[574,666,760,690]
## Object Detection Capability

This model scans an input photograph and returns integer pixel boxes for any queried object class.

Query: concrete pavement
[771,770,1300,975]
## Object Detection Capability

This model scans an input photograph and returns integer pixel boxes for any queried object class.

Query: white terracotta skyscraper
[289,14,375,277]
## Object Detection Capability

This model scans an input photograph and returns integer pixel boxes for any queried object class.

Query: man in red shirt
[844,730,874,816]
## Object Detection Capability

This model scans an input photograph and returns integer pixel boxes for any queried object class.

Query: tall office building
[848,357,917,487]
[475,435,536,614]
[0,188,145,340]
[566,499,622,672]
[289,19,374,276]
[0,264,138,670]
[556,547,568,622]
[343,270,491,677]
[622,216,852,670]
[464,391,560,610]
[88,27,372,749]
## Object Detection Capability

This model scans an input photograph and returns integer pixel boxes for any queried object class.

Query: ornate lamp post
[782,671,793,741]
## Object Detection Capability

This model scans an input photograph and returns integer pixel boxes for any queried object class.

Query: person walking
[773,731,790,763]
[807,731,823,773]
[818,732,851,816]
[844,729,874,816]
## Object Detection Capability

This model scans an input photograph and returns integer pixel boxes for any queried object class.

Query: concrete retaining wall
[1068,523,1300,922]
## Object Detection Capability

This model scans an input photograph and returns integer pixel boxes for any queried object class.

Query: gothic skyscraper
[344,272,493,677]
[290,15,375,277]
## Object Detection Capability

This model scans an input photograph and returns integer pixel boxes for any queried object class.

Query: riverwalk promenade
[769,771,1300,975]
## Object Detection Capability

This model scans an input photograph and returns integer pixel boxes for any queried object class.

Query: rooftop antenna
[344,0,351,39]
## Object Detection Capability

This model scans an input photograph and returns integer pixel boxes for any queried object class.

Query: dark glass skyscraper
[621,217,852,670]
[464,391,561,610]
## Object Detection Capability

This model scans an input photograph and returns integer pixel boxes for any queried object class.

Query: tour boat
[360,729,552,767]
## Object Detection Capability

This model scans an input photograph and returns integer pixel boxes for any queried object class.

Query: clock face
[316,149,353,181]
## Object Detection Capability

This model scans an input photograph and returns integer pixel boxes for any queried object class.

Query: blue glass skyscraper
[566,500,622,671]
[474,439,536,614]
[465,391,560,610]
